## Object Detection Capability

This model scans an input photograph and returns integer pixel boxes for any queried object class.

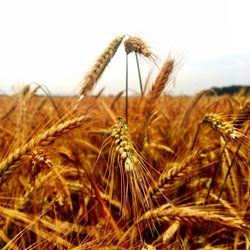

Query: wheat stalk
[179,89,216,128]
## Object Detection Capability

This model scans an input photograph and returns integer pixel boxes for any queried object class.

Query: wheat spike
[135,58,175,150]
[138,205,247,233]
[143,58,174,118]
[123,36,152,57]
[161,220,180,244]
[79,35,125,98]
[0,115,89,185]
[203,113,242,141]
[110,117,157,224]
[111,117,138,175]
[148,149,208,199]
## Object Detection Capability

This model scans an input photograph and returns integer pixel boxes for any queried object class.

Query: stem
[217,126,250,202]
[135,53,143,96]
[190,123,202,151]
[205,143,227,204]
[125,53,128,124]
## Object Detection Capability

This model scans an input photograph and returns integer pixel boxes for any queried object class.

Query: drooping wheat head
[111,117,138,175]
[123,36,152,58]
[110,117,155,221]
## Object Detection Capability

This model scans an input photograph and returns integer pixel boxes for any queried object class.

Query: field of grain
[0,36,249,249]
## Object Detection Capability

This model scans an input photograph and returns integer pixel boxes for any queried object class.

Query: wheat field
[0,36,249,250]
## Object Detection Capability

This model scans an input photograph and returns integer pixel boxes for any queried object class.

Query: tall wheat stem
[205,143,227,204]
[125,53,129,123]
[135,53,143,96]
[217,125,250,202]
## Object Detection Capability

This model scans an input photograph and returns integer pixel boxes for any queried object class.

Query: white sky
[0,0,249,95]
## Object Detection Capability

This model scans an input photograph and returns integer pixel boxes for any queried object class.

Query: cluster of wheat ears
[0,35,249,250]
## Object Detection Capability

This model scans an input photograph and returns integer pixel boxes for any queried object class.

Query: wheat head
[79,35,125,98]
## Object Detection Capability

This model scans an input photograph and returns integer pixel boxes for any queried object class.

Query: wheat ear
[156,220,180,245]
[134,58,175,150]
[143,58,174,118]
[111,117,155,222]
[111,117,139,175]
[79,35,124,98]
[138,205,247,232]
[123,36,152,57]
[0,115,89,185]
[148,149,208,199]
[202,113,242,141]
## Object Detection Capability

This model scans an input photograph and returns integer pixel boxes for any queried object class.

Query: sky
[0,0,249,96]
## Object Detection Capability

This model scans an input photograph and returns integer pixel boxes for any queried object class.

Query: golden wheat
[123,36,152,58]
[0,115,89,185]
[0,35,249,249]
[79,35,125,98]
[202,113,243,141]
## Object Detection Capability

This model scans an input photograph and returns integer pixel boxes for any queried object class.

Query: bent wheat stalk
[217,125,250,202]
[179,89,216,129]
[0,115,89,185]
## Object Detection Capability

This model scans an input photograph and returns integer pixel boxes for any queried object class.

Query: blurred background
[0,0,249,96]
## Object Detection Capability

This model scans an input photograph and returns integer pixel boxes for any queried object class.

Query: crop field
[0,36,249,249]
